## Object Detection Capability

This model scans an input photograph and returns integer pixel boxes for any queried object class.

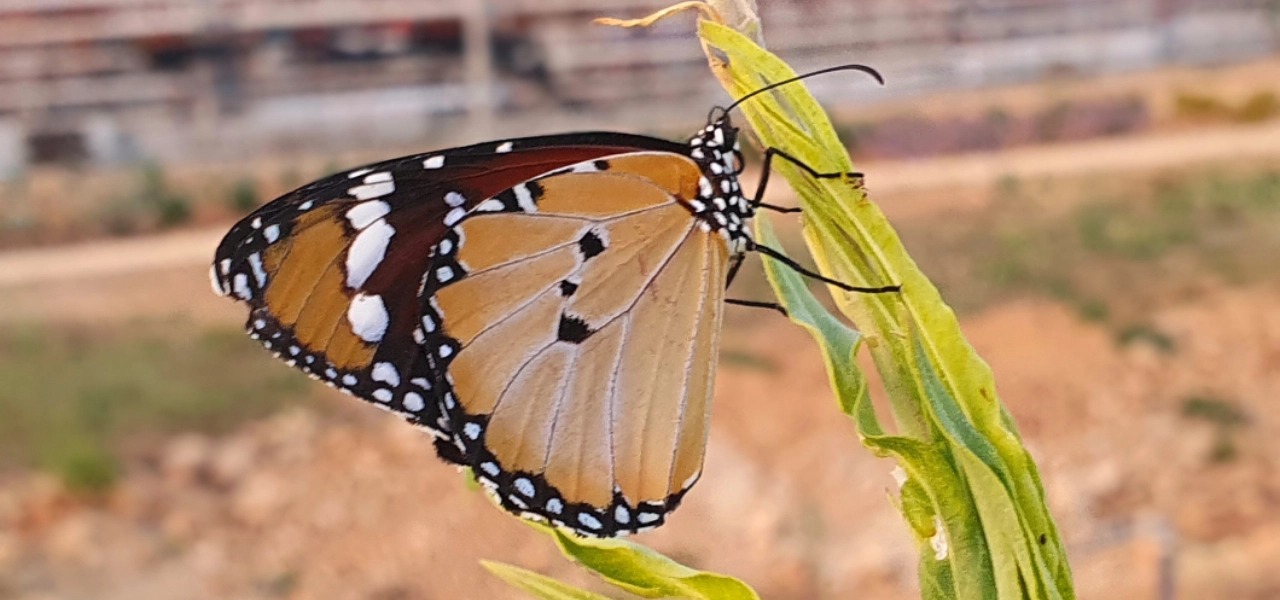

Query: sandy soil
[4,114,1280,297]
[3,60,1280,598]
[3,269,1278,598]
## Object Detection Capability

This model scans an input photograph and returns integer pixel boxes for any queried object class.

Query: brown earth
[3,266,1278,599]
[3,59,1280,598]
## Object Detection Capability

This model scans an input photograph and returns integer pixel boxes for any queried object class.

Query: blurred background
[1,0,1279,598]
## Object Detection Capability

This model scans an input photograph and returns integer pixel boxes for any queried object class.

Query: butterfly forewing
[210,135,690,449]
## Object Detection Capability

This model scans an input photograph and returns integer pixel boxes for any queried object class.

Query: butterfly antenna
[720,64,885,116]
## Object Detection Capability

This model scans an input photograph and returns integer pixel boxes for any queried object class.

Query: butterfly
[210,65,894,537]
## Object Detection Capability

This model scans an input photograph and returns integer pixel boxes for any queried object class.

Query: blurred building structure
[0,0,1276,173]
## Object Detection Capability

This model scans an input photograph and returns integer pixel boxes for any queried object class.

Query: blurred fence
[0,0,1276,172]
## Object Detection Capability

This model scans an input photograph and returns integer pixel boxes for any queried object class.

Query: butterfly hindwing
[419,152,731,535]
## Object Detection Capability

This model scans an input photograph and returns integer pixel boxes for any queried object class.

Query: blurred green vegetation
[1173,89,1280,123]
[718,348,780,372]
[0,320,310,491]
[99,163,194,236]
[228,177,262,213]
[902,167,1280,343]
[727,166,1280,347]
[1181,394,1252,463]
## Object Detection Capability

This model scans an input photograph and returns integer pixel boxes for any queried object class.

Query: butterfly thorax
[686,119,753,255]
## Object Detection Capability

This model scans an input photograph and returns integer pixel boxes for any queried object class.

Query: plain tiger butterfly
[210,65,897,537]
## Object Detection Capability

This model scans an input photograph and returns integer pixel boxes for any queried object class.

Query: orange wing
[421,152,731,536]
[210,136,691,461]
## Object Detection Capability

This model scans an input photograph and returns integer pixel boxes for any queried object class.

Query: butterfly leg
[750,147,865,214]
[725,254,746,289]
[725,299,788,317]
[749,242,900,294]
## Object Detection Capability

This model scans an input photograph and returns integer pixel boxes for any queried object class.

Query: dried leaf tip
[594,1,723,29]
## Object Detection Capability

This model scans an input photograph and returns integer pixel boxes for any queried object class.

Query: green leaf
[698,16,1076,600]
[536,523,760,600]
[481,561,613,600]
[488,7,1073,600]
[752,214,866,415]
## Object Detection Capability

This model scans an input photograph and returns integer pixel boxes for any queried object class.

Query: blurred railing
[0,0,1276,170]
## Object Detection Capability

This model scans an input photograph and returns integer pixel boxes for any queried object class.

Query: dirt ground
[3,61,1280,599]
[3,264,1278,599]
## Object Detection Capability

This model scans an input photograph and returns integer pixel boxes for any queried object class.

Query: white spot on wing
[443,207,465,226]
[346,201,390,230]
[372,388,393,403]
[423,155,445,169]
[615,505,630,524]
[346,219,395,289]
[371,362,400,387]
[349,172,396,201]
[403,392,425,412]
[546,498,563,514]
[495,141,514,153]
[348,168,373,179]
[233,273,251,300]
[577,513,603,530]
[445,191,466,207]
[513,184,537,212]
[515,478,535,497]
[347,293,389,343]
[476,199,504,212]
[209,265,226,296]
[264,225,281,244]
[436,266,455,283]
[464,422,481,440]
[248,253,267,287]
